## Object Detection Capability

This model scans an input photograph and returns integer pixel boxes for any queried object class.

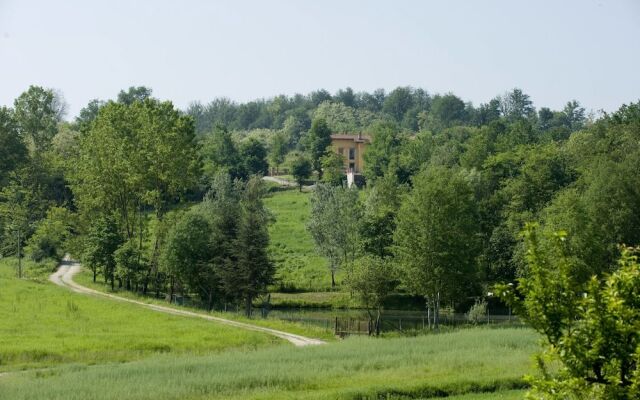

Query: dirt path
[49,258,326,347]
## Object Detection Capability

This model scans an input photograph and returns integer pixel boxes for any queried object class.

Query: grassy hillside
[0,258,280,372]
[0,327,537,400]
[265,189,337,292]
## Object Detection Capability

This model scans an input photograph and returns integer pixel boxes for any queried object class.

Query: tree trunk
[93,269,97,283]
[331,270,336,288]
[375,307,381,336]
[245,296,253,318]
[169,277,174,304]
[435,291,440,330]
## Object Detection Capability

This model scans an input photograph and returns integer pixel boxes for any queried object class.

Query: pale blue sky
[1,0,639,119]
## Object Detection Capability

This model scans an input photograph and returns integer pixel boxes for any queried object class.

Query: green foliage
[319,150,345,186]
[290,153,312,191]
[25,206,75,262]
[200,125,246,182]
[267,131,288,173]
[346,255,397,334]
[228,176,274,315]
[313,101,379,133]
[362,121,406,182]
[116,86,152,105]
[359,174,404,258]
[306,117,332,176]
[114,239,146,290]
[394,166,480,320]
[308,184,362,287]
[161,209,217,307]
[0,106,28,185]
[426,93,467,131]
[466,299,488,325]
[13,85,62,154]
[82,214,121,284]
[497,225,640,399]
[240,137,269,176]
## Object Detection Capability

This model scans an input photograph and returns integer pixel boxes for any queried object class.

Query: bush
[466,299,487,324]
[26,207,75,262]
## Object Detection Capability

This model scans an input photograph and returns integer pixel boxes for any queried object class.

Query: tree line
[306,98,639,336]
[1,84,638,327]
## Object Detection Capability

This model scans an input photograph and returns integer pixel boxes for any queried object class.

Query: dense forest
[1,84,638,320]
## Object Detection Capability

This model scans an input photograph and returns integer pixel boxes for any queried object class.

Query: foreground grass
[0,327,537,399]
[74,268,336,341]
[0,258,280,372]
[265,189,338,291]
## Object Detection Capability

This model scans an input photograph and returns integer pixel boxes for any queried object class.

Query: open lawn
[0,258,280,372]
[265,189,338,291]
[0,327,537,399]
[74,268,336,341]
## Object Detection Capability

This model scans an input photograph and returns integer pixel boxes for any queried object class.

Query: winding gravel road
[50,258,326,347]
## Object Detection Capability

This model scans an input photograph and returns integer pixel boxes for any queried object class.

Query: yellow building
[329,133,371,174]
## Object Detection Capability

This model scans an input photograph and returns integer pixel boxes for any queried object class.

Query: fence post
[399,318,402,331]
[334,317,338,335]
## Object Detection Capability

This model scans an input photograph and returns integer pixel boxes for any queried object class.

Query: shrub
[466,299,487,324]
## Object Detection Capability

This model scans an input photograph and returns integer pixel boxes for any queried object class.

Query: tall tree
[82,214,122,285]
[235,177,274,316]
[291,154,312,191]
[394,166,480,327]
[306,117,332,178]
[308,184,362,287]
[347,255,396,335]
[268,132,288,174]
[161,210,218,308]
[117,86,153,105]
[13,85,61,154]
[240,137,269,176]
[0,107,28,185]
[499,88,535,121]
[320,151,345,186]
[200,125,245,181]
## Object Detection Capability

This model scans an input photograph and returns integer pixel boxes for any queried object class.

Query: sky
[1,0,639,119]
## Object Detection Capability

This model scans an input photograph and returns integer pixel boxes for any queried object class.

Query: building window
[349,147,355,160]
[349,162,355,171]
[338,147,344,155]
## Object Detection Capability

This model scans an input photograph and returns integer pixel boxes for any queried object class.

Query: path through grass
[0,258,280,372]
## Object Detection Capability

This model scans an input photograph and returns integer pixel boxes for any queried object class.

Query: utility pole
[17,227,22,278]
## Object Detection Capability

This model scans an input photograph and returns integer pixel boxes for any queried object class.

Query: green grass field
[265,189,339,291]
[0,327,537,399]
[73,268,336,341]
[0,258,280,372]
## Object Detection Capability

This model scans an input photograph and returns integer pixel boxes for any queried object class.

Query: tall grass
[0,258,280,372]
[0,327,538,400]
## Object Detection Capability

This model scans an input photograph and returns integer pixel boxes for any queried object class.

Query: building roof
[330,133,372,143]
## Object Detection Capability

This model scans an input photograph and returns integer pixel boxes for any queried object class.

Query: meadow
[264,189,338,292]
[73,268,337,341]
[0,258,280,372]
[0,327,537,399]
